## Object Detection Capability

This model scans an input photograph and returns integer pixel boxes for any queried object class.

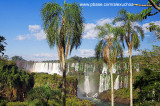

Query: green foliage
[6,102,26,106]
[27,85,62,105]
[114,88,138,99]
[66,97,93,106]
[33,73,77,96]
[140,45,160,71]
[12,56,25,61]
[113,9,144,50]
[6,97,94,106]
[0,60,34,90]
[41,1,84,53]
[95,23,123,62]
[134,68,160,105]
[66,56,103,64]
[98,88,138,102]
[0,35,7,56]
[140,7,152,19]
[0,99,8,106]
[147,23,160,41]
[140,0,160,19]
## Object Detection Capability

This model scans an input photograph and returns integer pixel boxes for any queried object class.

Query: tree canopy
[0,36,7,56]
[134,0,160,19]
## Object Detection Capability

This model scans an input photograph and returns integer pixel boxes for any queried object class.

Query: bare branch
[148,11,160,16]
[134,4,154,7]
[149,0,160,11]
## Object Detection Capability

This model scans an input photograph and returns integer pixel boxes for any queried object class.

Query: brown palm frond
[57,46,62,64]
[103,45,109,65]
[65,40,70,58]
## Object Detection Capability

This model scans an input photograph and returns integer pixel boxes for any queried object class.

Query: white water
[99,74,110,93]
[26,62,62,75]
[84,76,91,96]
[23,62,139,93]
[114,75,119,90]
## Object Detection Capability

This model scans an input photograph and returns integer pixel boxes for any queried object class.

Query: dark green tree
[134,68,160,105]
[41,1,84,105]
[0,36,7,56]
[12,56,25,61]
[113,9,144,106]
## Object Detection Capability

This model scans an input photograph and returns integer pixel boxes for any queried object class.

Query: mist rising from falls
[84,76,90,96]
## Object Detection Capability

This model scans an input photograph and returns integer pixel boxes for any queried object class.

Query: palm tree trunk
[129,48,133,106]
[62,47,66,106]
[111,64,114,106]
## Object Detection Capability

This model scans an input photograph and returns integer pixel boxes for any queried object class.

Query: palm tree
[95,23,123,106]
[113,9,144,106]
[41,1,84,106]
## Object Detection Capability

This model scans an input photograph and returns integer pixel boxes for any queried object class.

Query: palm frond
[134,26,144,40]
[95,40,103,59]
[41,2,62,49]
[132,30,140,50]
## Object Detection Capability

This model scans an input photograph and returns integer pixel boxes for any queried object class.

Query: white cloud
[123,50,141,57]
[33,30,46,40]
[114,21,124,27]
[97,18,113,26]
[29,25,41,33]
[83,18,113,39]
[142,21,160,33]
[83,23,99,39]
[77,49,95,57]
[17,25,46,41]
[23,53,58,61]
[16,34,30,40]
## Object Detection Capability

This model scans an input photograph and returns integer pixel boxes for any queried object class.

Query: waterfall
[25,62,62,75]
[102,63,108,74]
[84,76,90,96]
[75,63,79,71]
[99,74,104,93]
[99,73,110,93]
[112,64,117,74]
[114,75,119,90]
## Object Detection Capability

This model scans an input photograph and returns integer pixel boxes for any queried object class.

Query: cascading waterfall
[114,75,119,90]
[21,62,140,94]
[99,64,110,93]
[25,62,62,75]
[84,76,90,96]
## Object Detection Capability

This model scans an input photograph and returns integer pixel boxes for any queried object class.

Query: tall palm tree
[113,9,144,106]
[41,1,84,106]
[95,23,123,106]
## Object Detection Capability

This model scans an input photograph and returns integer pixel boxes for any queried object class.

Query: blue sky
[0,0,160,61]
